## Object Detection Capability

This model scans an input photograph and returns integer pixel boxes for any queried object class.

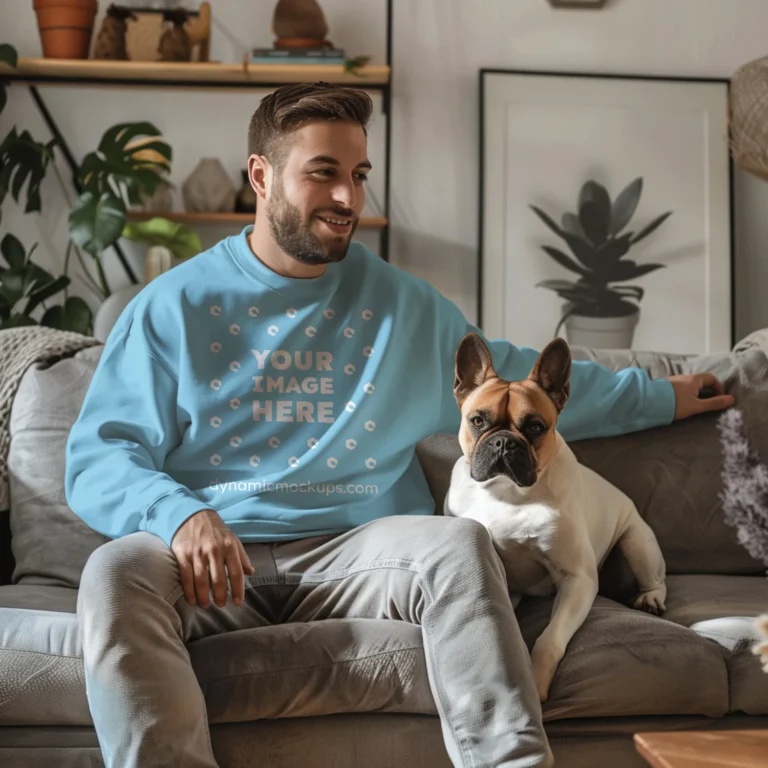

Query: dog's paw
[530,636,563,703]
[633,585,667,616]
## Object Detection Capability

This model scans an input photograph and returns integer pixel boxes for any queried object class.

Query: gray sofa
[2,335,768,768]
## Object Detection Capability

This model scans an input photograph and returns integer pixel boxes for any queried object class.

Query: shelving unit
[0,0,394,282]
[0,57,391,88]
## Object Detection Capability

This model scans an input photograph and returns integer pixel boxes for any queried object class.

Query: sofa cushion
[0,585,89,727]
[8,346,109,588]
[190,618,436,723]
[514,592,730,722]
[662,574,768,716]
[0,583,436,727]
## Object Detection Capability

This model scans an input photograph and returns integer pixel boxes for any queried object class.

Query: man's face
[265,119,370,265]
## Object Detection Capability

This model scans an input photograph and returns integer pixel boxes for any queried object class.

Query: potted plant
[531,177,672,349]
[122,216,202,282]
[33,0,99,59]
[1,41,174,334]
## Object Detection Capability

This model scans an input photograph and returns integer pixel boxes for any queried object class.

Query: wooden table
[634,730,768,768]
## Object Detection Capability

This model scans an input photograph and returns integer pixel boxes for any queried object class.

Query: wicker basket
[731,55,768,181]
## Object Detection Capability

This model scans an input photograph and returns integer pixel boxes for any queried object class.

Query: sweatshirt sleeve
[65,314,212,548]
[433,295,676,443]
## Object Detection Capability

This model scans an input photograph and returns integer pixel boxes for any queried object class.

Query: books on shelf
[249,47,346,66]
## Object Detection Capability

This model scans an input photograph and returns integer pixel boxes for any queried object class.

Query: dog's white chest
[444,464,566,595]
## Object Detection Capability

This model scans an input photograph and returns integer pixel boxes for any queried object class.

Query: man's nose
[332,179,356,209]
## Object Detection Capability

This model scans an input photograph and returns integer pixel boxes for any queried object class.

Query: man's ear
[529,337,572,412]
[248,154,270,202]
[454,333,498,407]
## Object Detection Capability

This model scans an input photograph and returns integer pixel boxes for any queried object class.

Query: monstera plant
[0,41,174,333]
[531,177,672,349]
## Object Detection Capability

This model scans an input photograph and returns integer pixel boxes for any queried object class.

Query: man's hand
[171,508,255,609]
[668,372,735,420]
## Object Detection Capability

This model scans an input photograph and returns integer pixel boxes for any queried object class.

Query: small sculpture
[158,8,191,62]
[183,159,236,213]
[272,0,329,48]
[93,4,137,60]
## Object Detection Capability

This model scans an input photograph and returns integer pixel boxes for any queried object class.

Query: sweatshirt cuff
[143,487,213,549]
[646,376,677,428]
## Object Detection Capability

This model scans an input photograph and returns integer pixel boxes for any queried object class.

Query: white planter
[564,308,640,350]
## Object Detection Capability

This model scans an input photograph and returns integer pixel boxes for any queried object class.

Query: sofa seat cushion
[663,575,768,715]
[515,594,729,721]
[0,585,90,727]
[189,618,436,723]
[0,584,436,726]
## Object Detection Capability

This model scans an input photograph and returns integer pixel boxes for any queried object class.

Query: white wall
[3,0,768,342]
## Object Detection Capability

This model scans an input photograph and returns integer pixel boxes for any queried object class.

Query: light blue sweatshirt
[65,227,676,548]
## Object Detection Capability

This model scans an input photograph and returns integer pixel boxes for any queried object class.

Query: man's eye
[355,173,369,182]
[313,169,333,177]
[470,416,484,428]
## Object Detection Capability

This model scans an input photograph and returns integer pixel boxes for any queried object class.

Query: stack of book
[249,47,346,66]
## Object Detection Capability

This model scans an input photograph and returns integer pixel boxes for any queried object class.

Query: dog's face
[453,333,572,487]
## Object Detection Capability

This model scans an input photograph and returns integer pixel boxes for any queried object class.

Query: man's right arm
[64,316,212,548]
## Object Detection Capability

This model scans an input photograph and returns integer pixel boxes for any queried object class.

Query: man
[66,82,733,768]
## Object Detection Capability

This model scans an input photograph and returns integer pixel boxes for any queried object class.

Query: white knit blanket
[0,326,102,511]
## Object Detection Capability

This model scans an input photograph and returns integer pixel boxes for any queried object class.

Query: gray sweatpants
[77,514,553,768]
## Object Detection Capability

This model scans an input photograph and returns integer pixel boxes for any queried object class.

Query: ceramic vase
[182,158,236,213]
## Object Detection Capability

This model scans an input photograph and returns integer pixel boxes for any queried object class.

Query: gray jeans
[77,514,553,768]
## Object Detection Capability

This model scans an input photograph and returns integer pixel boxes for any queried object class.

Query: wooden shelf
[126,211,388,229]
[0,58,390,89]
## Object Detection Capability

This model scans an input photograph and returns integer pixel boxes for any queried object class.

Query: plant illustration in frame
[531,177,672,348]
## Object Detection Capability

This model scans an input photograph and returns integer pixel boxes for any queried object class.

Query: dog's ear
[454,332,498,407]
[529,337,572,412]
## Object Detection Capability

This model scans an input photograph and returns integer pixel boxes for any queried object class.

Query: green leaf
[610,177,643,236]
[579,181,611,230]
[579,200,609,246]
[540,246,588,277]
[69,191,127,256]
[1,233,26,270]
[0,272,24,306]
[0,314,38,330]
[79,122,171,199]
[0,128,55,213]
[0,44,18,68]
[596,233,633,263]
[630,211,673,245]
[561,212,588,241]
[560,230,599,270]
[122,217,202,261]
[41,297,92,334]
[530,204,565,238]
[23,275,70,315]
[603,260,666,282]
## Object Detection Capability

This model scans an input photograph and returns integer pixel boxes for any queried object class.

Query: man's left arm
[433,305,733,441]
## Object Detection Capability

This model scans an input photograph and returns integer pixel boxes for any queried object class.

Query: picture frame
[478,69,734,355]
[547,0,608,8]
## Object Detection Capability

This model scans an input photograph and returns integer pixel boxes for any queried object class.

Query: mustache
[314,208,357,220]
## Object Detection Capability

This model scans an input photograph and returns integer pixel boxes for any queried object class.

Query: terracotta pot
[33,0,99,59]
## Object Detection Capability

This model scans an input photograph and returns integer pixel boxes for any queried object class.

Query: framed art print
[478,69,733,354]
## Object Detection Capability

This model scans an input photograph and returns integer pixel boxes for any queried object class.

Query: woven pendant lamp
[731,55,768,181]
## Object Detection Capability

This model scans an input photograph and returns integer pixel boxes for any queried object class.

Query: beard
[266,180,358,266]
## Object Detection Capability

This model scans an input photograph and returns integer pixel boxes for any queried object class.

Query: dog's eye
[526,423,545,437]
[470,415,484,428]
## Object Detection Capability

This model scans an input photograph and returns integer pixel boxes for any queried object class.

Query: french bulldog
[443,332,667,703]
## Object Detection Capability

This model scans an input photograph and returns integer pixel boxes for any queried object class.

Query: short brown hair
[248,82,373,168]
